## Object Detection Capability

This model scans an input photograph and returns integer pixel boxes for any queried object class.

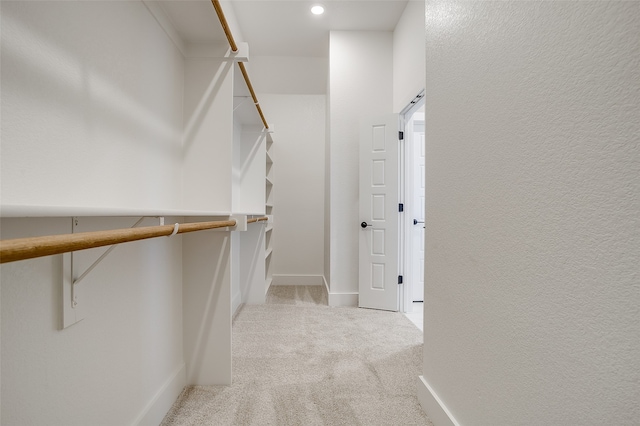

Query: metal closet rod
[210,0,269,130]
[0,217,269,264]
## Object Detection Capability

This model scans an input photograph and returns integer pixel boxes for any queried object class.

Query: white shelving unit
[265,133,274,292]
[0,2,277,424]
[231,65,269,310]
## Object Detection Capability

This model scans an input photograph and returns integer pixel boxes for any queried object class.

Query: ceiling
[158,0,410,57]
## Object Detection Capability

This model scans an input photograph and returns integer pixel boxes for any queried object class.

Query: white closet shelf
[235,210,269,216]
[0,204,232,218]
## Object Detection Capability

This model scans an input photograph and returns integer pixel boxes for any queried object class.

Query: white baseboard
[232,290,242,317]
[417,375,460,426]
[233,303,245,323]
[327,291,358,307]
[272,274,324,286]
[322,276,359,307]
[134,363,186,426]
[322,276,330,300]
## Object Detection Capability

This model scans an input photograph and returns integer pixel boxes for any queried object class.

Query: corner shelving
[265,133,274,292]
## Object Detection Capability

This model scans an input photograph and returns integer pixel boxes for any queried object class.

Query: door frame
[399,91,425,313]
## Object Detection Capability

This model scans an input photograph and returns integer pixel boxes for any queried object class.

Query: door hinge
[399,131,404,141]
[398,275,404,284]
[399,203,404,212]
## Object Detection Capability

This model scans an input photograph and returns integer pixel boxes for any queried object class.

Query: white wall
[183,55,234,212]
[393,0,426,112]
[324,68,332,289]
[249,56,327,95]
[182,228,232,386]
[1,217,185,426]
[246,47,328,286]
[420,1,640,424]
[328,31,393,298]
[232,124,266,214]
[258,94,326,282]
[239,224,267,304]
[0,2,187,424]
[1,1,183,211]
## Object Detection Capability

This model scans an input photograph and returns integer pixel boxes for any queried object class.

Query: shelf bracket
[233,96,251,112]
[61,216,146,329]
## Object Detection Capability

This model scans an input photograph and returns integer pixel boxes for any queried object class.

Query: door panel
[359,114,399,311]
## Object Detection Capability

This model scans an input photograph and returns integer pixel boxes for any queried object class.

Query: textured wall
[422,1,640,424]
[393,0,426,112]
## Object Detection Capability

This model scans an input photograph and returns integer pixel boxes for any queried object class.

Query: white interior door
[359,114,399,311]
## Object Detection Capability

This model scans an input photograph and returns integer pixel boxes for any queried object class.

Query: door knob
[361,221,372,229]
[413,219,424,225]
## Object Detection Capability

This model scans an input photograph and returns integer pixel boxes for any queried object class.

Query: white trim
[323,276,359,307]
[401,93,426,313]
[232,303,245,323]
[329,289,359,307]
[232,290,242,317]
[399,90,425,117]
[321,276,329,300]
[327,292,358,307]
[417,376,460,426]
[272,274,324,286]
[134,363,186,426]
[400,109,407,314]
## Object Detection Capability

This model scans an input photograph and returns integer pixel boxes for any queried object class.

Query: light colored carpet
[161,286,432,425]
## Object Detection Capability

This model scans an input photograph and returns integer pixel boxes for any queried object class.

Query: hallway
[162,286,431,425]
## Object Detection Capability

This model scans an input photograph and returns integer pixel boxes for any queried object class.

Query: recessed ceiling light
[311,5,325,15]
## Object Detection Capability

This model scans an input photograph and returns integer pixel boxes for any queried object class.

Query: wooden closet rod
[247,217,268,224]
[238,62,269,129]
[211,0,237,51]
[210,0,269,129]
[0,219,236,264]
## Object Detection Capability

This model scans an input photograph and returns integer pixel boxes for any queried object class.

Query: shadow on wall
[3,1,182,148]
